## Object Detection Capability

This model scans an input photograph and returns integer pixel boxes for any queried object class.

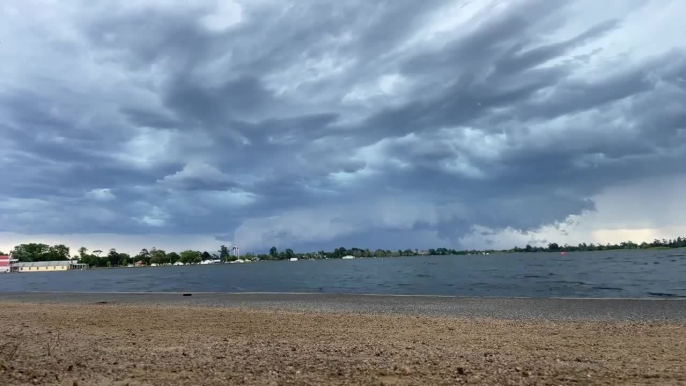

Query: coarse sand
[1,301,685,385]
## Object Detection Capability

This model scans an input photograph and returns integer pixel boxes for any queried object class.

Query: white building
[10,260,88,273]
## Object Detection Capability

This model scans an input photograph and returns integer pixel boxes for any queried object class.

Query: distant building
[10,260,88,273]
[342,255,355,259]
[0,255,10,274]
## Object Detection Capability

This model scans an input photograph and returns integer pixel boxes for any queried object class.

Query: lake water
[1,250,686,298]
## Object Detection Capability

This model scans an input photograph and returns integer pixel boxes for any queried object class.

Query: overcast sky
[1,0,685,255]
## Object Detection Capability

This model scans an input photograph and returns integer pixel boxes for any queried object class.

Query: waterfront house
[0,255,9,273]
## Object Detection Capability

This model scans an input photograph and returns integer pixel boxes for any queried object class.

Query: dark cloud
[1,0,685,251]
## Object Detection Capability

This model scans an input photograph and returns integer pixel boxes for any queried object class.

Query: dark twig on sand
[46,332,62,357]
[0,341,12,352]
[8,340,22,362]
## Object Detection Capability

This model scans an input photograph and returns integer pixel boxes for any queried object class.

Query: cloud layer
[1,0,685,253]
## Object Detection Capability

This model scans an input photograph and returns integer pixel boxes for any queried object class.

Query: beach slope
[0,294,685,385]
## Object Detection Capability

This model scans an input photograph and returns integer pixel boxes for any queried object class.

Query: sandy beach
[1,294,685,385]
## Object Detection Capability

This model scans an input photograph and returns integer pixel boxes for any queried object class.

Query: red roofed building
[0,255,10,274]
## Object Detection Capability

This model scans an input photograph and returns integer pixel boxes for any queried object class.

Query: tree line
[510,238,686,253]
[6,243,233,267]
[216,237,686,260]
[255,246,433,260]
[77,247,227,268]
[5,237,686,267]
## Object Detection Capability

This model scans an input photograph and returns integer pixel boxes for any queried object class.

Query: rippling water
[1,250,686,298]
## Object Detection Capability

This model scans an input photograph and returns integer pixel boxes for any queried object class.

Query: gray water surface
[1,250,685,298]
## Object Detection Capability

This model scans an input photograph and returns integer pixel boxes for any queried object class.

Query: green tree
[219,245,230,261]
[78,254,93,267]
[11,243,71,262]
[11,243,48,262]
[48,245,70,260]
[119,253,131,266]
[78,247,88,259]
[150,248,167,265]
[269,246,278,258]
[136,249,151,265]
[168,252,181,264]
[108,248,120,267]
[180,250,200,264]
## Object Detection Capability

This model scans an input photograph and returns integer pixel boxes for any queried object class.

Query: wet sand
[3,292,686,321]
[1,294,685,385]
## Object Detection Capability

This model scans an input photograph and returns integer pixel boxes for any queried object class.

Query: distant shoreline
[6,246,686,271]
[6,243,686,270]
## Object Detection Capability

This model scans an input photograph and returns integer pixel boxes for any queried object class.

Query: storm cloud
[1,0,685,253]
